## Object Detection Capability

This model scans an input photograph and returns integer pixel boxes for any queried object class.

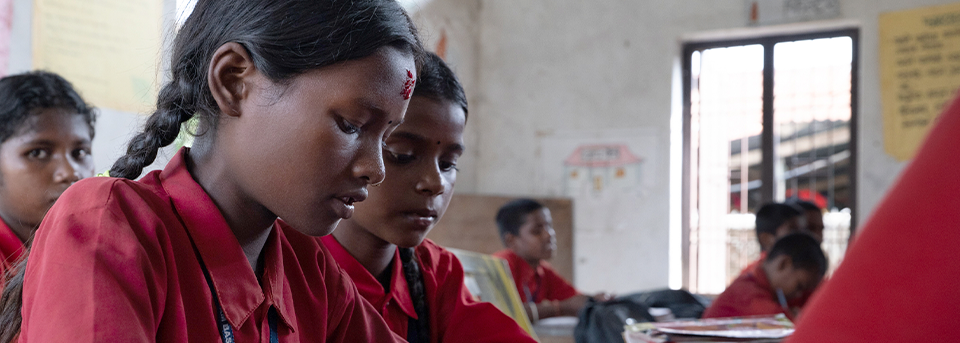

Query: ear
[208,42,257,118]
[776,255,793,273]
[758,232,776,251]
[503,233,517,248]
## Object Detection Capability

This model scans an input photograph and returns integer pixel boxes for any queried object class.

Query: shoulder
[38,175,173,242]
[710,272,771,311]
[56,176,167,212]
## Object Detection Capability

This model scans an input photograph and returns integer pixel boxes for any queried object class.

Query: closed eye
[336,116,361,135]
[386,150,415,164]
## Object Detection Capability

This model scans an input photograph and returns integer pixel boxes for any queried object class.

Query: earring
[372,181,383,187]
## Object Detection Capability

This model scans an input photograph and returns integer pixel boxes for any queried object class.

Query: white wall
[412,0,959,293]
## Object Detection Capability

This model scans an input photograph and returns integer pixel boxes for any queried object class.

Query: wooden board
[427,194,575,282]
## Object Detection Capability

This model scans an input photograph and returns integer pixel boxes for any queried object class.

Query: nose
[416,163,444,196]
[53,154,81,184]
[353,140,386,186]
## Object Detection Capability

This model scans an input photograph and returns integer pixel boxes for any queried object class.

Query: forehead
[524,208,551,224]
[289,47,417,111]
[391,96,465,144]
[11,109,91,139]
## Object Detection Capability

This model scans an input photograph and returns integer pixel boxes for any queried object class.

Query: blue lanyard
[199,259,279,343]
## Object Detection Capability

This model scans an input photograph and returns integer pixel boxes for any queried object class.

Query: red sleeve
[702,276,788,320]
[540,263,579,302]
[21,180,167,342]
[322,247,406,343]
[421,241,537,343]
[787,97,960,341]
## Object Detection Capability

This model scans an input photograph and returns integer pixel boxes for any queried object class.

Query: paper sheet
[33,0,163,113]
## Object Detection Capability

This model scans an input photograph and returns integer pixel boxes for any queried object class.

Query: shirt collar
[0,219,23,265]
[160,147,295,331]
[502,249,540,284]
[750,260,772,291]
[321,235,418,319]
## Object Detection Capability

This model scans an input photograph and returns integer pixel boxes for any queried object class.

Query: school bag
[573,288,708,343]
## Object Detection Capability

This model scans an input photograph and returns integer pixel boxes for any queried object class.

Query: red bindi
[402,69,415,100]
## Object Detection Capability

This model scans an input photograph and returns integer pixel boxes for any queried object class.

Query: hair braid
[109,79,197,180]
[0,245,29,343]
[399,247,430,343]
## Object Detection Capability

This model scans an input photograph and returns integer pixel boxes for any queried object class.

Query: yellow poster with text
[880,3,960,161]
[33,0,163,114]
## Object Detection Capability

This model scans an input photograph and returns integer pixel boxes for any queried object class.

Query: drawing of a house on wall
[563,144,643,195]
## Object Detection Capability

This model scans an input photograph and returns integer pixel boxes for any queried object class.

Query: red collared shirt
[492,249,579,303]
[702,263,793,320]
[0,219,24,273]
[323,236,537,343]
[788,96,960,342]
[21,148,402,342]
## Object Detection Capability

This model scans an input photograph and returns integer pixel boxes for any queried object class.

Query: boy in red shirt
[493,199,611,322]
[322,52,536,343]
[703,233,826,321]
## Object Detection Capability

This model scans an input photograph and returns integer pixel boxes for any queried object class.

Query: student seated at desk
[493,199,612,322]
[703,233,826,321]
[321,52,536,343]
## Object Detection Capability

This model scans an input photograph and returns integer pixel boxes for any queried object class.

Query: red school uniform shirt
[702,263,793,321]
[322,236,537,343]
[20,148,403,342]
[786,97,960,342]
[492,249,579,303]
[0,219,24,274]
[739,253,814,309]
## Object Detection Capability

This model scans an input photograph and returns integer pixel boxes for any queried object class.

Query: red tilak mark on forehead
[402,69,415,100]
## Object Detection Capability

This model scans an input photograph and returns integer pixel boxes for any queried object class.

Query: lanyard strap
[197,257,279,343]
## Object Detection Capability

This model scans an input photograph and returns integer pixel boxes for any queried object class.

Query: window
[681,30,858,293]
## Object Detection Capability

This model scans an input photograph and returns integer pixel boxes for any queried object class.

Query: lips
[333,189,368,219]
[402,208,439,230]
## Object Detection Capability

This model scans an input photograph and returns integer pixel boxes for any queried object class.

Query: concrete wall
[411,0,958,293]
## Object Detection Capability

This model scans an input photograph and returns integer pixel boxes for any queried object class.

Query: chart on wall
[880,2,960,161]
[537,128,660,236]
[33,0,163,113]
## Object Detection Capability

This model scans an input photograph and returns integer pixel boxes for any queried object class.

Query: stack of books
[623,314,794,343]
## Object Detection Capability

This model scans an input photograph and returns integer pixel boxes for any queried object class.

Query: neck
[332,220,396,277]
[524,258,540,270]
[187,141,276,274]
[2,216,34,244]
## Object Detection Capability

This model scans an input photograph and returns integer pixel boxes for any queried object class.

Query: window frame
[680,29,860,291]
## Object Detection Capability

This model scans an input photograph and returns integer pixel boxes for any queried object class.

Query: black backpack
[573,289,708,343]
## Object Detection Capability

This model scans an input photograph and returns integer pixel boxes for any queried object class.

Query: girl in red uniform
[10,0,425,341]
[320,52,537,343]
[0,71,95,271]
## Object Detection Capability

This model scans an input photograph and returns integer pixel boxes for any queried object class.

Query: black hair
[0,71,95,342]
[110,0,424,180]
[412,52,468,118]
[787,199,821,213]
[496,199,545,244]
[0,71,96,143]
[765,233,828,277]
[398,247,429,343]
[755,203,802,237]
